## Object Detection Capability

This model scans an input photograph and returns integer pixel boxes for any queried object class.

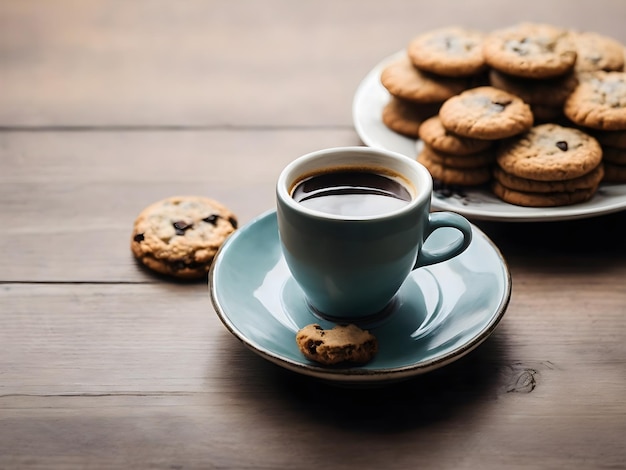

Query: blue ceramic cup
[276,146,472,321]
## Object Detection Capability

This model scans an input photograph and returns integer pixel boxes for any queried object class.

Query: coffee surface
[291,170,412,216]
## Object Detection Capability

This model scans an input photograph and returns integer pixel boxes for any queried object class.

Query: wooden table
[2,1,625,468]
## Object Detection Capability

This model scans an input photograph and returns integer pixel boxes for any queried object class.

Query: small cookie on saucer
[438,86,533,140]
[564,71,626,131]
[296,324,378,365]
[482,23,577,79]
[131,196,238,279]
[407,27,487,77]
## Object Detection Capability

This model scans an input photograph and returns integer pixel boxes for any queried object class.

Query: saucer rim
[209,209,512,384]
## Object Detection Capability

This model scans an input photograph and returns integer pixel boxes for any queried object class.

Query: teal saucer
[209,210,511,384]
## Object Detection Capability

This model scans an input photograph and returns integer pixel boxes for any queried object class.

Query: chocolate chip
[491,100,511,112]
[228,216,238,229]
[202,214,219,225]
[133,233,145,242]
[307,340,322,354]
[172,260,187,271]
[556,141,568,151]
[173,220,192,236]
[173,221,192,230]
[434,180,467,199]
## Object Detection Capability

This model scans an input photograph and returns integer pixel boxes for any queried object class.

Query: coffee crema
[291,169,412,217]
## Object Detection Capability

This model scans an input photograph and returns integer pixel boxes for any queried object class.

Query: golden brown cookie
[295,324,378,365]
[131,196,237,279]
[418,149,492,185]
[530,104,566,123]
[381,98,441,137]
[493,164,604,193]
[380,55,473,103]
[564,71,626,131]
[438,86,533,140]
[602,146,626,165]
[482,23,577,79]
[603,161,626,182]
[591,129,626,149]
[496,124,603,181]
[488,69,578,108]
[418,115,493,155]
[569,30,625,73]
[492,181,598,207]
[420,144,496,168]
[407,27,487,77]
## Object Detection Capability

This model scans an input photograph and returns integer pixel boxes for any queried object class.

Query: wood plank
[1,1,626,467]
[1,0,625,126]
[1,283,625,468]
[0,129,359,282]
[2,130,626,282]
[0,394,624,469]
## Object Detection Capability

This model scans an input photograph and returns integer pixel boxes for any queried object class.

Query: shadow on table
[219,325,515,434]
[474,210,626,262]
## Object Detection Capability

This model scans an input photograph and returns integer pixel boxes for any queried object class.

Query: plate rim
[209,209,512,384]
[351,51,626,223]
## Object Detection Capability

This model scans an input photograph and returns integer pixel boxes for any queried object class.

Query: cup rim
[277,146,433,221]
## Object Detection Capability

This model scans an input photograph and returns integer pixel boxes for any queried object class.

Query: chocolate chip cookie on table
[492,124,604,207]
[131,196,237,279]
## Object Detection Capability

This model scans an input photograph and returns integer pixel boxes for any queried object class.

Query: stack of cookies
[379,27,488,138]
[564,71,626,183]
[377,21,626,206]
[483,23,580,123]
[417,86,533,187]
[492,124,604,207]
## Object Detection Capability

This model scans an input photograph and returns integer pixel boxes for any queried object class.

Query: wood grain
[0,130,359,282]
[1,0,626,468]
[1,0,625,127]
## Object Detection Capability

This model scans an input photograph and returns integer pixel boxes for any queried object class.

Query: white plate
[352,52,626,222]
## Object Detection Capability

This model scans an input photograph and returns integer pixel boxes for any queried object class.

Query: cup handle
[414,212,473,269]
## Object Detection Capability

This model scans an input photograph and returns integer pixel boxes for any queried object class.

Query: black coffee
[291,169,412,216]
